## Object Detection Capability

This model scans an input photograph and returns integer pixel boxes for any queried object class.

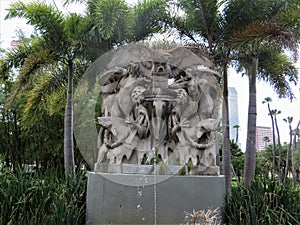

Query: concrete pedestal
[86,172,225,225]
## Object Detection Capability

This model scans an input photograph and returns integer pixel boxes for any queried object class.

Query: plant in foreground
[224,178,300,224]
[182,207,221,225]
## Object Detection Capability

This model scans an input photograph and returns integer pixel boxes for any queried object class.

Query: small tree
[233,125,240,144]
[263,136,270,148]
[230,140,244,185]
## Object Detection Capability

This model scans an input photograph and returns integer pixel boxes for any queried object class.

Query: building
[256,126,275,151]
[228,87,239,144]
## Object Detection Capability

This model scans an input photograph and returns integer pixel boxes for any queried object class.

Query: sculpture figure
[95,44,221,175]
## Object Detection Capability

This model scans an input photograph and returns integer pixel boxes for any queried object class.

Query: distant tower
[228,87,239,143]
[256,126,275,151]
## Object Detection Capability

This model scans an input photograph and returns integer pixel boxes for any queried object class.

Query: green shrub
[224,178,300,225]
[0,168,87,225]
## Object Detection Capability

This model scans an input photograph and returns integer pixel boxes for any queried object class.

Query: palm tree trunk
[267,103,276,179]
[274,114,282,184]
[284,123,292,184]
[243,55,258,186]
[222,62,232,195]
[64,61,75,177]
[292,120,300,187]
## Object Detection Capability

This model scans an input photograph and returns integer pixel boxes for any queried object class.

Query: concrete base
[86,172,225,225]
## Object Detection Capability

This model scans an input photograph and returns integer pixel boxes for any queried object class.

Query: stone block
[86,172,225,225]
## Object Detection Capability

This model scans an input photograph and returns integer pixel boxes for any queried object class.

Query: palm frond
[7,48,56,106]
[276,7,300,39]
[22,69,67,127]
[132,0,169,41]
[237,49,298,101]
[223,0,283,35]
[258,52,298,101]
[93,0,129,40]
[6,1,65,53]
[0,43,32,79]
[5,1,26,19]
[48,86,67,115]
[229,21,298,59]
[21,59,84,126]
[179,0,223,45]
[63,0,87,6]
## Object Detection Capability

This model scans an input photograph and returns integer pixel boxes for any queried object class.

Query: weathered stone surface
[94,163,183,175]
[95,44,221,175]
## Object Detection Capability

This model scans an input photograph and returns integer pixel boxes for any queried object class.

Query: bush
[0,168,87,225]
[224,178,300,225]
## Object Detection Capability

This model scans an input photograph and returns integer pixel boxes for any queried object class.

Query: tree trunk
[64,61,75,177]
[292,120,300,187]
[222,62,232,195]
[274,114,282,184]
[243,56,258,186]
[267,103,276,179]
[284,123,292,185]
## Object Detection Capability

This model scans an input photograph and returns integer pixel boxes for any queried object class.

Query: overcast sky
[1,0,299,150]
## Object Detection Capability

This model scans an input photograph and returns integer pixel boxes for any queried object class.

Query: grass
[0,168,86,225]
[224,178,300,225]
[1,167,300,225]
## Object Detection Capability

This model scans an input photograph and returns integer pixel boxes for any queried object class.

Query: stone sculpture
[94,44,221,175]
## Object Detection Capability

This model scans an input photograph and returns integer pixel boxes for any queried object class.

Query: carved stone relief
[94,44,221,175]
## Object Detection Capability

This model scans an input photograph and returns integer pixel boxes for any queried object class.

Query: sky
[1,0,299,150]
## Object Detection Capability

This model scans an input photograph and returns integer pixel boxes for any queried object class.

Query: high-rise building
[256,126,274,151]
[228,87,239,143]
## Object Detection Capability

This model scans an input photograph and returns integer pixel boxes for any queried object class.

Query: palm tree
[263,136,270,148]
[262,97,276,179]
[227,0,299,185]
[241,51,298,185]
[4,1,95,177]
[242,55,258,185]
[240,50,298,185]
[172,0,299,190]
[173,0,233,195]
[66,0,169,44]
[233,124,240,143]
[2,0,169,176]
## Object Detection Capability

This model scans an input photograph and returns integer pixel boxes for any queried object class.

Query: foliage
[0,75,67,171]
[130,0,169,41]
[226,0,299,186]
[149,39,178,50]
[172,0,300,190]
[236,50,298,101]
[224,178,300,225]
[257,143,300,182]
[230,140,244,183]
[182,208,221,225]
[86,0,169,44]
[90,0,129,42]
[0,168,87,225]
[0,0,171,175]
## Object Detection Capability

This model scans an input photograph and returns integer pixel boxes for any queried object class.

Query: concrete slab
[86,172,225,225]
